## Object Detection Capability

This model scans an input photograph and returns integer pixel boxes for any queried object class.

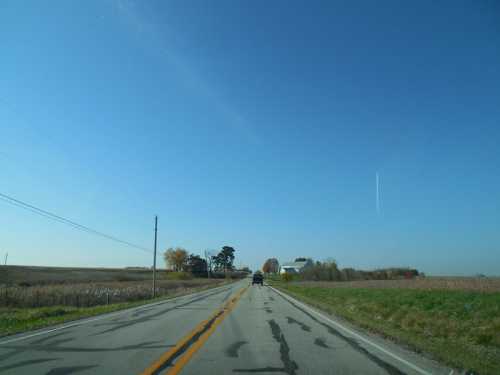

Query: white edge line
[0,283,234,345]
[269,286,432,375]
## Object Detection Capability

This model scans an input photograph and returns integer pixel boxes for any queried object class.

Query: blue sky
[1,1,499,275]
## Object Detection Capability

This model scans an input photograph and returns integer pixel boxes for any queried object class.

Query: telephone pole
[152,216,158,298]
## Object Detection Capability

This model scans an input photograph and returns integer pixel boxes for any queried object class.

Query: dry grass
[0,265,156,286]
[291,277,500,293]
[0,280,230,337]
[0,279,226,308]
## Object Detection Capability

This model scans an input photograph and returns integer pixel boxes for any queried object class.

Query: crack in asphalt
[273,288,406,375]
[30,332,70,345]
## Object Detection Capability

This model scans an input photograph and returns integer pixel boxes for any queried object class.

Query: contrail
[376,172,380,214]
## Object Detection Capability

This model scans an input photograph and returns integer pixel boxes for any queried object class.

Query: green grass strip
[272,282,500,375]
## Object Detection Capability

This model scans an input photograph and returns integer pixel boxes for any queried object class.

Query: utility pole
[4,252,7,266]
[152,216,158,298]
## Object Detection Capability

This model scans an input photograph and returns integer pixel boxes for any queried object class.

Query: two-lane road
[0,280,452,374]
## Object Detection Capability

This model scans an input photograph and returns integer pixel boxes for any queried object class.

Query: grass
[272,282,500,375]
[290,277,500,293]
[0,282,228,338]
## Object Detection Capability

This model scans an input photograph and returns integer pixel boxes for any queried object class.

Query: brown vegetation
[0,265,155,286]
[291,277,500,293]
[0,279,226,308]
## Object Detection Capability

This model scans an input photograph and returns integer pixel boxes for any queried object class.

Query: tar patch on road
[0,358,58,372]
[286,317,311,332]
[225,341,248,358]
[314,337,329,349]
[91,287,232,335]
[0,328,171,374]
[233,319,298,375]
[44,365,98,374]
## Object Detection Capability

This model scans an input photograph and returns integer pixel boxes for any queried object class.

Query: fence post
[106,291,109,305]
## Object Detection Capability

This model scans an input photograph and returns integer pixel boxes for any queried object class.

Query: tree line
[163,246,246,278]
[260,257,419,281]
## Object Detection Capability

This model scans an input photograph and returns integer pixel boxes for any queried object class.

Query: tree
[164,247,188,271]
[262,258,279,274]
[204,250,215,277]
[212,246,235,273]
[186,254,207,276]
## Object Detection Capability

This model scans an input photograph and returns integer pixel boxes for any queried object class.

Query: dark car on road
[252,272,263,285]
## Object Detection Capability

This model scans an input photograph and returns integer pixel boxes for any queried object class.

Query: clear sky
[1,1,499,275]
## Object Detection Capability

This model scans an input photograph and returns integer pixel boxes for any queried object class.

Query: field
[0,265,230,337]
[273,278,500,375]
[0,279,226,308]
[291,276,500,292]
[0,265,235,309]
[0,265,157,286]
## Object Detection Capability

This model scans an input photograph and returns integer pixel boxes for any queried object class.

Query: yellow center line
[140,285,248,375]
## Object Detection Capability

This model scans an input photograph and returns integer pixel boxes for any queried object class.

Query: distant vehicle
[252,271,263,286]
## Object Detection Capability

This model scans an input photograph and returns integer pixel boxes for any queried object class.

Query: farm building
[280,258,313,274]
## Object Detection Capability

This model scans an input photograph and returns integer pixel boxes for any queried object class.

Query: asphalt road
[0,279,452,375]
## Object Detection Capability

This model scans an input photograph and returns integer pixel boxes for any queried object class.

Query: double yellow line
[141,286,248,375]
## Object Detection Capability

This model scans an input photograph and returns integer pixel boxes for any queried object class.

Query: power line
[0,192,152,254]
